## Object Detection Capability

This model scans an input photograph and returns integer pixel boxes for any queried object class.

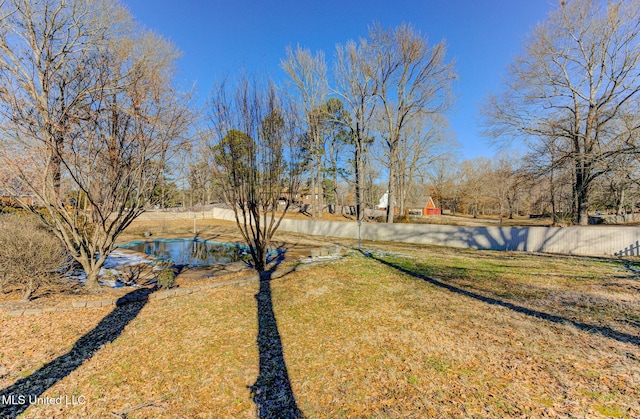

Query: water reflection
[119,239,248,267]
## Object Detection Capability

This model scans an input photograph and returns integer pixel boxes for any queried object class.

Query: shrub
[372,215,412,223]
[157,268,176,289]
[0,205,23,214]
[0,214,70,300]
[395,214,411,223]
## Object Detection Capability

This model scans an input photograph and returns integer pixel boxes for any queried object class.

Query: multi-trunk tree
[0,0,191,290]
[209,77,304,274]
[384,114,451,215]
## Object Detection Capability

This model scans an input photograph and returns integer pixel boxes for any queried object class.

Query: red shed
[388,196,441,216]
[422,196,441,216]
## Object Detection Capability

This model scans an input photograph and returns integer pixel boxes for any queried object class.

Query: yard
[1,238,639,418]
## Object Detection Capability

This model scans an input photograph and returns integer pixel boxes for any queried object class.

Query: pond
[118,238,252,267]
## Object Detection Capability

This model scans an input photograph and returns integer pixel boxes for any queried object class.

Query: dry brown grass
[1,242,639,418]
[118,218,242,243]
[404,214,555,227]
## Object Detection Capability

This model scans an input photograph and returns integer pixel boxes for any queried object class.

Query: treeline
[176,150,640,224]
[170,0,640,226]
[425,154,640,224]
[168,22,457,226]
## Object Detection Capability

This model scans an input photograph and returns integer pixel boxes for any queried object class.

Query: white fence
[138,209,640,257]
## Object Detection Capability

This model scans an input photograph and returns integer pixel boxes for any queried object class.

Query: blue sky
[124,0,555,160]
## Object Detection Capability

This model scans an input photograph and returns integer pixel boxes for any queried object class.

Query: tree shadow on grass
[0,288,153,419]
[370,254,640,347]
[249,252,304,419]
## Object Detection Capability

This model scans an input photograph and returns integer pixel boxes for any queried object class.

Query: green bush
[0,214,70,300]
[157,268,176,289]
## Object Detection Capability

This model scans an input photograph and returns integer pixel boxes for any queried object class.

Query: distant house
[0,194,36,207]
[0,173,38,207]
[378,192,389,210]
[378,194,441,216]
[300,186,321,205]
[421,196,441,216]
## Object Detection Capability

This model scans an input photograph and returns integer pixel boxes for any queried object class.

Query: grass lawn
[1,243,639,418]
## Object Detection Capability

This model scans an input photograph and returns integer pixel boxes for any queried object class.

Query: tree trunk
[333,161,338,215]
[550,166,558,225]
[617,188,625,215]
[577,194,589,225]
[161,181,166,209]
[49,136,64,196]
[21,278,35,301]
[398,170,405,216]
[317,163,323,218]
[355,140,362,223]
[310,159,316,218]
[253,246,267,274]
[575,161,590,225]
[85,266,101,292]
[386,159,396,224]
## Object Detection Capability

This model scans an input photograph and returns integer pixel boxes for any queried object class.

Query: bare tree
[0,0,191,290]
[426,154,457,212]
[281,46,327,218]
[389,114,452,214]
[209,77,303,273]
[333,37,377,244]
[188,160,210,205]
[460,158,492,217]
[369,23,457,223]
[484,0,640,225]
[522,128,576,223]
[593,152,640,215]
[186,131,220,207]
[491,156,525,223]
